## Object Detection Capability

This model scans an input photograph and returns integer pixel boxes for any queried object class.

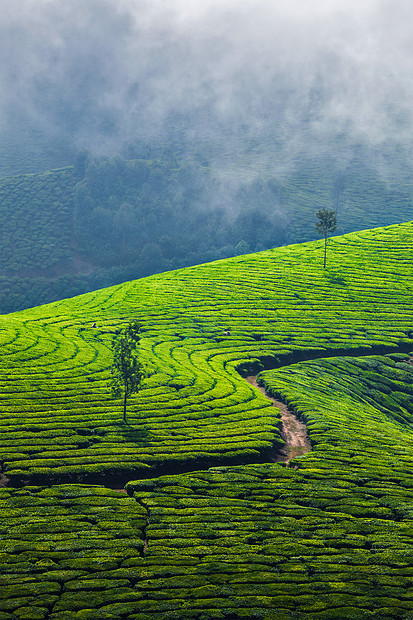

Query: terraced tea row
[260,353,413,476]
[1,354,413,618]
[121,354,413,619]
[1,223,413,484]
[0,485,147,619]
[1,222,413,618]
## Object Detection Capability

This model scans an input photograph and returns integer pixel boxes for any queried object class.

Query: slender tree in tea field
[315,208,337,268]
[110,321,145,423]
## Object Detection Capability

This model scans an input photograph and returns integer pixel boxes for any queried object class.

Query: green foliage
[1,221,413,483]
[0,485,146,617]
[0,222,413,616]
[110,322,146,423]
[315,208,338,236]
[1,145,413,314]
[315,208,338,268]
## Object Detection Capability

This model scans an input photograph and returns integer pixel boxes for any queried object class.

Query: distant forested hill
[0,147,412,314]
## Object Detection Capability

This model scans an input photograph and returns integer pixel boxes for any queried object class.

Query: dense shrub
[0,222,413,616]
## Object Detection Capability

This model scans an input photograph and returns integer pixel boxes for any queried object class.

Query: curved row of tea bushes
[2,355,413,618]
[0,320,280,483]
[117,355,413,618]
[1,222,413,483]
[0,485,147,619]
[259,353,413,497]
[1,223,413,617]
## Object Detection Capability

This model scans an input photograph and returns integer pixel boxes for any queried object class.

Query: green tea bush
[1,222,413,616]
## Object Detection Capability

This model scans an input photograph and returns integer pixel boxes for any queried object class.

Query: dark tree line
[72,153,289,276]
[0,150,304,314]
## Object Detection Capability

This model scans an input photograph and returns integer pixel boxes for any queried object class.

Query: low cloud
[1,0,413,173]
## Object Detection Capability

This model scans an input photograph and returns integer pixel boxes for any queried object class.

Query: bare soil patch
[246,376,311,463]
[0,473,11,488]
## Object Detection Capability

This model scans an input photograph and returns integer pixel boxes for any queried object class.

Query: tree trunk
[123,393,128,424]
[324,234,327,269]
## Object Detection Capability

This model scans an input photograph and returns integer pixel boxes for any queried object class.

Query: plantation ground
[1,222,413,618]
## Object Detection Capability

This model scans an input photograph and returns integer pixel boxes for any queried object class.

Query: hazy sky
[2,0,413,165]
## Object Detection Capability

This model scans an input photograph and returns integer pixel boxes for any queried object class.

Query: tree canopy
[110,321,145,423]
[315,208,337,268]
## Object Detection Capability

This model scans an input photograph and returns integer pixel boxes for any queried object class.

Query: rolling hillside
[1,222,413,618]
[0,148,413,315]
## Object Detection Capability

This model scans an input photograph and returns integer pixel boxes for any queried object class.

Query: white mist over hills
[1,1,413,315]
[1,0,413,176]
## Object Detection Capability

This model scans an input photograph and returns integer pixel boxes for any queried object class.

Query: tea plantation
[1,222,413,618]
[2,148,413,317]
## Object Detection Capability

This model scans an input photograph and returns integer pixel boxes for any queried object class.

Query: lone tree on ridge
[110,321,145,424]
[315,208,337,269]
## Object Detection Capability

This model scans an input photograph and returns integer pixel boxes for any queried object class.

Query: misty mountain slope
[1,147,413,316]
[3,2,413,615]
[1,219,413,484]
[0,166,74,273]
[2,0,413,323]
[1,222,413,618]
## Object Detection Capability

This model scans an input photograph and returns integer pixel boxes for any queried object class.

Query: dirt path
[0,473,10,488]
[246,376,311,463]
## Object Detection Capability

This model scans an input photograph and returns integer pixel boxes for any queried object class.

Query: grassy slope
[1,150,413,315]
[1,221,412,482]
[1,222,413,618]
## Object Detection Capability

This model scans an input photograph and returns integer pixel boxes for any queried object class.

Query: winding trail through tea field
[103,374,312,494]
[246,375,311,463]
